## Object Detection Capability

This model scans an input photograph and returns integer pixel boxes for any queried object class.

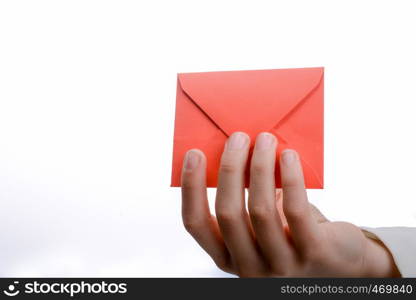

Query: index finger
[181,149,231,272]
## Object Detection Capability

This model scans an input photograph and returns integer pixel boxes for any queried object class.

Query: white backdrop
[1,0,415,277]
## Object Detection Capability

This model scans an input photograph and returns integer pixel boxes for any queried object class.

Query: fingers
[182,139,326,276]
[181,149,231,271]
[280,149,322,258]
[215,132,265,276]
[248,133,292,271]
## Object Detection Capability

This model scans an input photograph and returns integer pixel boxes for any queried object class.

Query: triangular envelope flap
[178,68,323,138]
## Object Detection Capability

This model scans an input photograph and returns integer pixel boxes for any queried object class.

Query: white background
[1,0,415,277]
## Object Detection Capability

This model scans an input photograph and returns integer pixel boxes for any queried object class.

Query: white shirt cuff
[361,227,416,277]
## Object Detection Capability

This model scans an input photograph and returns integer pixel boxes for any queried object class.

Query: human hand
[181,132,400,277]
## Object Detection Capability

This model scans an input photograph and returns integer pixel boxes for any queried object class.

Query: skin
[181,132,400,277]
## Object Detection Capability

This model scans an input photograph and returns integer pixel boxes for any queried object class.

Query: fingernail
[226,132,248,150]
[282,150,296,165]
[184,150,200,170]
[256,132,275,150]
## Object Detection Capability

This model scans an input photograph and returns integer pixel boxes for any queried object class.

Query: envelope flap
[178,68,323,138]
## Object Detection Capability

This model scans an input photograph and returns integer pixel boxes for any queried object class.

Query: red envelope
[171,67,324,188]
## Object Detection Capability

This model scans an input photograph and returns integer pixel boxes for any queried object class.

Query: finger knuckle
[250,162,269,176]
[182,217,205,234]
[219,161,240,175]
[181,179,196,191]
[216,208,240,225]
[269,253,295,276]
[285,206,306,222]
[249,204,273,222]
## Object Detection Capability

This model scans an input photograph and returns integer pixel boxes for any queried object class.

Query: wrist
[362,235,401,277]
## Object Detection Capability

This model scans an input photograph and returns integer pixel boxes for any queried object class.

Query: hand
[181,132,400,277]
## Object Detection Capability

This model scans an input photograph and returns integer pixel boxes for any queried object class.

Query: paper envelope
[171,67,324,188]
